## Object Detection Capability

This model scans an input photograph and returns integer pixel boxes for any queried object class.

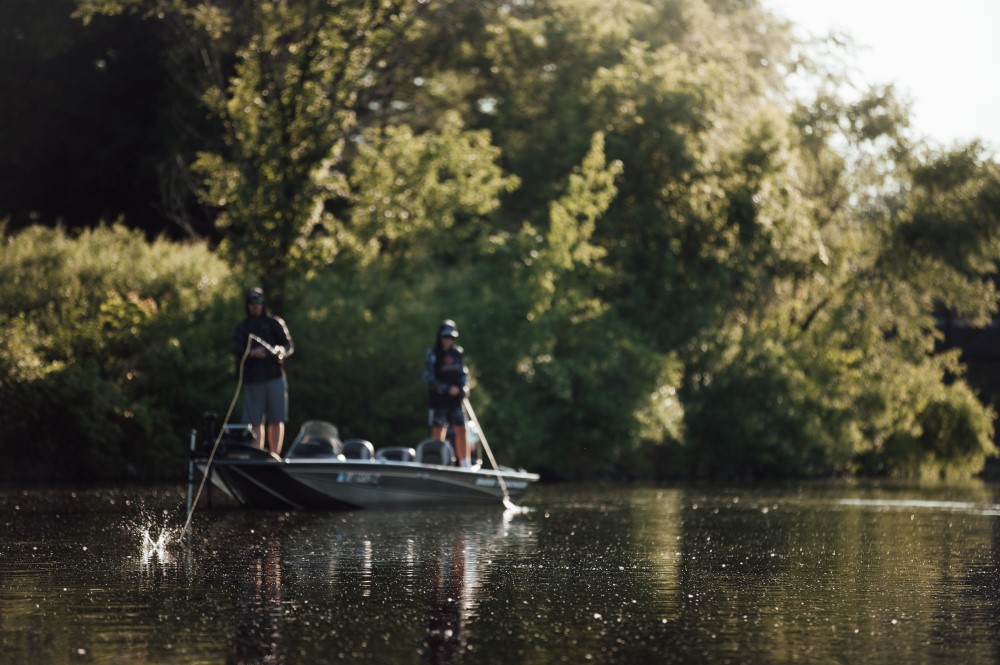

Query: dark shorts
[428,406,466,428]
[242,376,288,424]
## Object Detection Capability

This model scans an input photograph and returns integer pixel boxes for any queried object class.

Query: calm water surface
[2,482,999,664]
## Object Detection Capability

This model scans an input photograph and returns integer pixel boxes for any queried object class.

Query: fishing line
[181,335,256,534]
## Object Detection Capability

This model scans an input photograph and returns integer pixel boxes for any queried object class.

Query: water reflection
[423,533,471,662]
[186,506,537,664]
[420,512,523,663]
[4,484,1000,663]
[231,539,284,665]
[655,483,1000,664]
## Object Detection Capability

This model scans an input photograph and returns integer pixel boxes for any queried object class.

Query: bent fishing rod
[248,333,287,359]
[182,334,285,533]
[463,397,516,510]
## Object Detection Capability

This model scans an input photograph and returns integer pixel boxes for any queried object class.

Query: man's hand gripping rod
[248,334,285,359]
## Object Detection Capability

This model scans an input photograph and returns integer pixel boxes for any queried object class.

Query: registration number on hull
[336,472,380,485]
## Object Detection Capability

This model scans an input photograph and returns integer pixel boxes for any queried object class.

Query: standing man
[423,319,471,467]
[233,288,294,455]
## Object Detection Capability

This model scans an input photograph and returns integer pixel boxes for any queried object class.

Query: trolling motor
[199,412,218,455]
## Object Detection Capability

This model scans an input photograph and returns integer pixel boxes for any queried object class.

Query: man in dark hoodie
[423,319,471,467]
[232,288,294,455]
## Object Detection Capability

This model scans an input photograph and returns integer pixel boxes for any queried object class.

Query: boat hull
[198,456,538,510]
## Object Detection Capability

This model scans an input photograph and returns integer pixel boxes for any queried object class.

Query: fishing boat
[190,419,539,511]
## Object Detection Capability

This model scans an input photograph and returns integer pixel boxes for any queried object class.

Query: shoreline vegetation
[3,0,1000,483]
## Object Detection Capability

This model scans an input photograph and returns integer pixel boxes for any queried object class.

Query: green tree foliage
[679,91,1000,479]
[468,133,687,476]
[76,0,428,305]
[344,111,519,269]
[280,133,653,476]
[186,0,409,305]
[281,113,521,447]
[0,223,234,481]
[4,0,994,481]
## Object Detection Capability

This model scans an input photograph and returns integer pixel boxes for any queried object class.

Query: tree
[75,0,428,305]
[53,0,1000,481]
[680,88,1000,479]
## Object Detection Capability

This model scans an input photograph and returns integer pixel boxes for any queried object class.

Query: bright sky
[763,0,1000,150]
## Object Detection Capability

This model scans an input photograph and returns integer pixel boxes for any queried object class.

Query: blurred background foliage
[2,0,1000,482]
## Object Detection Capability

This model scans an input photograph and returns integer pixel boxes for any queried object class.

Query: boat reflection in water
[422,510,532,663]
[232,539,284,665]
[213,505,534,664]
[423,533,474,663]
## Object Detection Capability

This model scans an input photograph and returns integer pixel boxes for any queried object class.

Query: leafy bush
[879,382,995,478]
[0,223,234,481]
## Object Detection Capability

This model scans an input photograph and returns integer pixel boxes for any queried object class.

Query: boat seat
[286,420,343,459]
[288,439,342,459]
[415,439,455,466]
[342,439,375,460]
[376,446,416,462]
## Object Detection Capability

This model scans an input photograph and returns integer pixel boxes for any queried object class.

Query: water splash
[128,515,183,571]
[141,527,175,564]
[503,500,532,516]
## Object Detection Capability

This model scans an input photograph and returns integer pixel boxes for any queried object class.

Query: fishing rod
[463,397,516,510]
[182,333,285,533]
[248,333,286,359]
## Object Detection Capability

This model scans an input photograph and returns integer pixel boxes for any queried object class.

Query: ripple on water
[836,498,1000,516]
